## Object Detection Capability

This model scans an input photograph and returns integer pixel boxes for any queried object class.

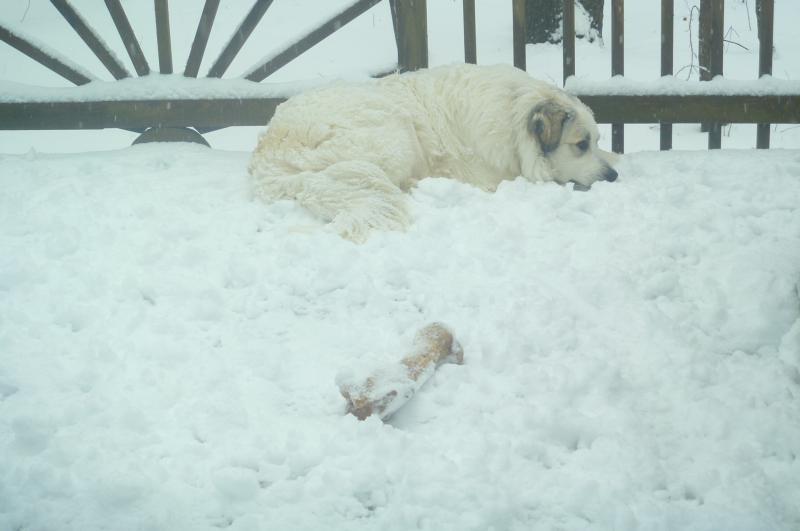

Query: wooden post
[660,0,673,150]
[512,0,526,70]
[463,0,477,64]
[698,0,711,132]
[700,0,724,147]
[756,0,774,149]
[563,0,575,84]
[708,0,724,148]
[391,0,428,72]
[611,0,624,153]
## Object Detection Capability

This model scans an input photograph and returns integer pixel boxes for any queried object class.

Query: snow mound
[1,145,799,530]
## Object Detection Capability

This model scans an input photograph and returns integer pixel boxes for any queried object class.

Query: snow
[3,71,796,106]
[1,1,800,530]
[0,75,342,103]
[566,75,800,96]
[2,144,799,531]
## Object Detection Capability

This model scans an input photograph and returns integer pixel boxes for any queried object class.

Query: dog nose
[603,168,618,182]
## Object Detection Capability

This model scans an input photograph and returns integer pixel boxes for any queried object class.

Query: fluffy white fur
[249,63,617,242]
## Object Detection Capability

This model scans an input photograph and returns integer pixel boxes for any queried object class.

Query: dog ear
[527,101,573,154]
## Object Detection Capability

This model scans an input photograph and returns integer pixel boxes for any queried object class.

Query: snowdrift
[1,145,799,530]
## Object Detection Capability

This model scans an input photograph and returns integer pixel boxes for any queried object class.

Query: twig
[20,0,31,22]
[684,4,700,81]
[675,63,698,78]
[744,0,752,31]
[723,38,749,51]
[724,26,749,51]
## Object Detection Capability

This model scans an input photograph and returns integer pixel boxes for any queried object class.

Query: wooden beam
[244,0,384,82]
[207,0,274,78]
[184,0,220,77]
[104,0,150,76]
[0,98,285,130]
[50,0,130,80]
[463,0,477,64]
[391,0,428,72]
[709,0,724,148]
[700,0,724,148]
[0,23,92,85]
[575,94,799,124]
[611,0,624,153]
[1,95,797,131]
[155,0,173,74]
[757,0,774,149]
[563,0,575,83]
[512,0,526,70]
[660,0,673,150]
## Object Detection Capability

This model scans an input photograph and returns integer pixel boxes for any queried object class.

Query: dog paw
[331,196,410,243]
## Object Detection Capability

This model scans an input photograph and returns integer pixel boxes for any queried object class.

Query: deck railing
[503,0,795,152]
[0,0,797,152]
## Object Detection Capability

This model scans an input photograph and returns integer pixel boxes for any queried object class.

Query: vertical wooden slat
[184,0,219,77]
[155,0,172,74]
[698,0,712,133]
[207,0,274,78]
[699,0,725,146]
[243,0,384,81]
[611,0,624,153]
[104,0,150,76]
[706,0,724,149]
[563,0,575,84]
[50,0,130,79]
[660,0,673,150]
[708,0,724,79]
[698,1,711,83]
[463,0,477,64]
[391,0,428,72]
[756,0,774,149]
[512,0,526,70]
[0,23,93,85]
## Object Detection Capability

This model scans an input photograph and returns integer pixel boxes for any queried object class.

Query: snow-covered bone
[338,323,463,421]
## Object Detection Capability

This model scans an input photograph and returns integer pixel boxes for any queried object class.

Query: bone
[337,323,463,421]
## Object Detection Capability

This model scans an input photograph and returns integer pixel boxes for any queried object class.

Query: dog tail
[250,159,410,243]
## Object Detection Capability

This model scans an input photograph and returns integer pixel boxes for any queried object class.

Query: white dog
[249,63,618,242]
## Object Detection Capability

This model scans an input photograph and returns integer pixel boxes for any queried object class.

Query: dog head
[526,96,618,190]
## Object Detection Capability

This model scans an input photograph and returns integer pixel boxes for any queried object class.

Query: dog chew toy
[337,323,464,421]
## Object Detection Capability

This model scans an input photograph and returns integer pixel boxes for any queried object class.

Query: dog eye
[576,139,590,152]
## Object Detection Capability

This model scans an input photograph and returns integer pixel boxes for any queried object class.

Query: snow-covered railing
[1,0,798,152]
[0,0,408,145]
[500,0,797,152]
[567,76,800,130]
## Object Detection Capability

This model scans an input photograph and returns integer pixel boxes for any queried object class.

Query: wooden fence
[0,0,797,153]
[506,0,793,152]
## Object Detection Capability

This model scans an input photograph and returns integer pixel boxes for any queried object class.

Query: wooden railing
[0,0,798,152]
[0,0,390,145]
[504,0,794,152]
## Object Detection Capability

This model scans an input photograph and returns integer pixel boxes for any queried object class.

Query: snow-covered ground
[2,145,799,530]
[1,1,800,530]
